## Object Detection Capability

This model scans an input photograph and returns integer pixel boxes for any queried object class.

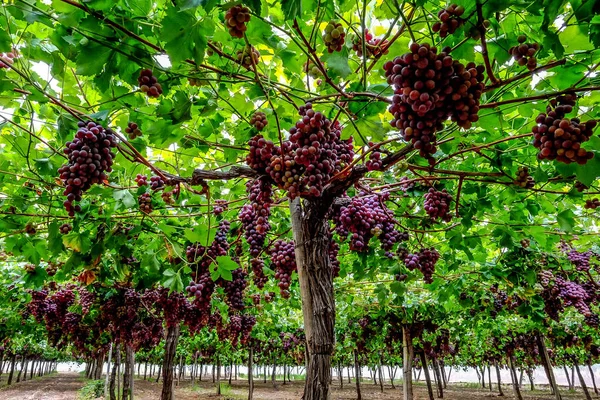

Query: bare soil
[0,373,595,399]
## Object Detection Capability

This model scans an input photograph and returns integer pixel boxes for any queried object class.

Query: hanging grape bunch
[304,60,323,78]
[531,94,596,164]
[246,135,279,171]
[239,178,273,256]
[219,268,248,311]
[138,193,152,214]
[250,112,268,131]
[509,35,539,71]
[352,29,389,57]
[323,21,345,53]
[125,122,142,140]
[384,43,484,164]
[423,188,453,222]
[520,238,530,248]
[58,121,117,216]
[250,257,268,289]
[59,223,72,235]
[365,143,383,171]
[269,239,297,299]
[135,174,148,187]
[585,199,600,209]
[513,166,535,188]
[224,5,251,38]
[575,181,588,192]
[404,248,440,284]
[236,46,260,69]
[138,69,162,98]
[149,175,165,190]
[213,199,228,215]
[432,4,465,38]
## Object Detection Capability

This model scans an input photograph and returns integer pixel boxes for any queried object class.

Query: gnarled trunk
[353,350,361,400]
[537,333,561,400]
[494,361,504,396]
[160,324,180,400]
[248,348,254,400]
[432,357,444,398]
[574,361,592,400]
[402,326,414,400]
[109,344,119,400]
[290,198,335,400]
[419,351,435,400]
[507,355,523,400]
[7,354,17,385]
[588,361,598,395]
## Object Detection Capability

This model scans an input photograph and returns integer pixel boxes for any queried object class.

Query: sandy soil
[0,373,595,399]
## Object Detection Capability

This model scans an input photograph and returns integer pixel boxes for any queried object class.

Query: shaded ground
[0,373,83,400]
[0,373,595,399]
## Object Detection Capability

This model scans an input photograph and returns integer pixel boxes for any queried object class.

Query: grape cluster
[556,277,593,318]
[46,262,59,277]
[366,144,383,171]
[323,21,345,53]
[149,175,164,190]
[334,192,402,252]
[263,291,275,303]
[509,35,539,71]
[161,190,174,205]
[59,223,72,234]
[585,198,600,209]
[513,166,535,188]
[220,267,248,311]
[250,257,267,289]
[304,60,322,78]
[491,290,508,317]
[224,5,251,38]
[250,293,260,305]
[135,174,147,186]
[25,222,36,235]
[352,29,389,58]
[58,121,117,216]
[246,135,279,172]
[328,235,341,277]
[213,199,228,215]
[567,249,594,272]
[0,49,18,69]
[125,122,142,140]
[236,46,260,69]
[520,238,530,248]
[138,193,152,214]
[395,273,408,282]
[432,4,465,38]
[266,104,354,198]
[575,181,588,192]
[404,248,440,284]
[138,69,162,98]
[239,178,272,256]
[532,94,597,164]
[384,43,484,163]
[186,272,215,312]
[269,240,296,299]
[250,112,268,131]
[424,187,453,221]
[24,263,36,273]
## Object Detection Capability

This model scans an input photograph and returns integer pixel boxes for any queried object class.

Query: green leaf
[162,268,184,292]
[281,0,302,20]
[113,190,136,208]
[62,232,91,253]
[216,256,239,271]
[75,42,113,76]
[556,209,575,232]
[321,48,351,78]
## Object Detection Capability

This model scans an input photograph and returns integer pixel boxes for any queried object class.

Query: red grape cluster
[575,181,588,192]
[509,35,539,71]
[213,199,228,215]
[149,175,164,190]
[513,166,535,188]
[432,4,465,38]
[352,29,389,58]
[491,290,508,317]
[236,46,260,69]
[404,248,440,284]
[424,187,453,221]
[59,223,72,234]
[251,257,268,288]
[138,69,162,98]
[125,122,142,140]
[250,293,261,305]
[0,49,18,69]
[532,94,596,164]
[239,178,272,256]
[246,134,278,172]
[250,112,268,131]
[186,272,215,312]
[269,240,296,299]
[556,277,593,318]
[521,238,530,248]
[263,291,275,303]
[334,192,402,253]
[585,198,600,209]
[224,5,251,38]
[567,249,594,272]
[138,193,152,214]
[365,144,383,171]
[323,21,345,53]
[384,43,484,164]
[135,174,147,186]
[219,267,247,311]
[266,104,354,198]
[59,121,117,216]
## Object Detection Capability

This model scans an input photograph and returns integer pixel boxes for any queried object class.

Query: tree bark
[494,361,504,396]
[432,357,444,398]
[402,326,414,400]
[353,350,362,400]
[248,348,254,400]
[271,356,276,388]
[229,361,233,385]
[338,360,343,389]
[109,344,119,400]
[156,365,162,383]
[290,198,335,400]
[160,323,180,400]
[20,358,28,382]
[419,351,435,400]
[537,334,561,400]
[507,356,523,400]
[122,346,132,400]
[526,368,534,391]
[216,356,221,395]
[104,343,113,399]
[480,365,486,389]
[7,354,16,385]
[440,359,447,389]
[488,365,492,392]
[574,361,592,400]
[588,362,598,395]
[144,362,147,381]
[378,357,384,392]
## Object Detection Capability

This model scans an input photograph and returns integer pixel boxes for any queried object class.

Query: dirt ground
[0,372,595,399]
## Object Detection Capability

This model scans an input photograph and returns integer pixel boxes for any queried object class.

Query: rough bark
[440,359,447,389]
[160,324,180,400]
[290,198,335,400]
[29,359,35,380]
[480,365,486,389]
[338,360,343,389]
[104,343,113,399]
[563,366,573,390]
[229,361,233,385]
[495,361,504,396]
[248,348,254,400]
[353,350,362,400]
[20,358,28,382]
[488,365,492,392]
[109,344,119,400]
[419,351,435,400]
[526,368,534,391]
[588,362,598,395]
[402,326,414,400]
[378,357,384,392]
[574,361,592,400]
[271,356,276,388]
[122,346,132,400]
[144,362,148,381]
[432,357,444,398]
[216,356,222,395]
[7,354,16,385]
[537,334,561,400]
[507,356,524,400]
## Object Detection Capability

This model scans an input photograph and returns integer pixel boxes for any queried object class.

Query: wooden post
[588,362,598,395]
[160,324,180,400]
[507,356,523,400]
[494,361,504,396]
[402,326,414,400]
[537,334,561,400]
[248,348,254,400]
[353,350,362,400]
[574,361,592,400]
[419,351,435,400]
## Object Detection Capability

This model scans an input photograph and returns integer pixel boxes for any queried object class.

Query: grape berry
[432,4,465,38]
[138,69,162,98]
[250,112,268,131]
[352,29,389,58]
[125,122,142,140]
[323,21,345,53]
[509,35,539,71]
[424,188,453,222]
[225,5,251,38]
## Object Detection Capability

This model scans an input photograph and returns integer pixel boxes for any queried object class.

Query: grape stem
[484,59,567,92]
[476,0,498,84]
[480,86,600,108]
